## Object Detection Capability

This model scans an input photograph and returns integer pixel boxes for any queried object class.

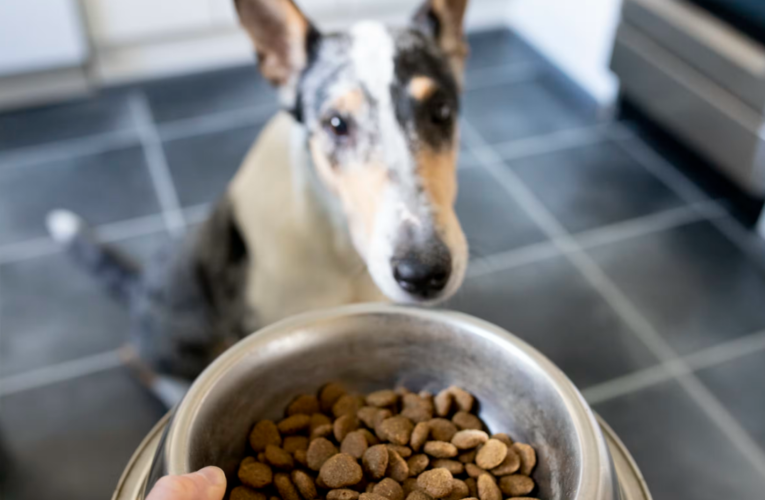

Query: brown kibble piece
[443,479,469,500]
[363,444,390,480]
[475,439,507,470]
[373,478,405,500]
[359,428,380,446]
[512,443,537,476]
[407,454,429,476]
[403,478,418,496]
[250,420,282,452]
[465,464,485,478]
[451,430,488,450]
[288,394,321,416]
[334,394,364,418]
[434,390,453,417]
[342,430,369,459]
[423,441,458,458]
[401,394,434,423]
[284,436,309,454]
[320,383,347,413]
[310,413,332,432]
[292,470,318,500]
[417,468,454,498]
[378,416,414,446]
[266,444,295,470]
[311,424,333,441]
[429,419,458,442]
[452,412,483,431]
[238,457,273,489]
[275,473,302,500]
[458,450,477,464]
[491,433,513,447]
[358,407,382,428]
[307,437,338,471]
[231,486,267,500]
[387,445,413,458]
[360,494,389,500]
[279,414,312,435]
[476,474,501,500]
[490,447,520,476]
[366,483,377,493]
[294,449,308,467]
[431,459,464,475]
[257,452,267,463]
[367,390,398,408]
[410,422,430,452]
[386,448,410,482]
[320,453,364,488]
[499,475,535,497]
[335,414,360,442]
[328,489,361,500]
[407,492,434,500]
[464,478,477,498]
[446,387,474,413]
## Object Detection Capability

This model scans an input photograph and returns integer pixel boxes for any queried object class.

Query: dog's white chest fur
[229,113,386,326]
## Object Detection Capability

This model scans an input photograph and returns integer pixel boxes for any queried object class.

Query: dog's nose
[392,255,451,298]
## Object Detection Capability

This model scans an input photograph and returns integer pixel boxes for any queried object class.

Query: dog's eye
[325,114,350,137]
[430,101,453,125]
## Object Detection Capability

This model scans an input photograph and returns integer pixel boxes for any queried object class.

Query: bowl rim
[164,303,617,500]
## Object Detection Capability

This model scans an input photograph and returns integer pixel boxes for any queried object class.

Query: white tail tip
[46,210,83,243]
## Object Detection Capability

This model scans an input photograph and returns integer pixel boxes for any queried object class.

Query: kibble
[239,457,273,489]
[423,441,458,459]
[234,384,542,500]
[320,453,364,488]
[250,420,282,452]
[475,439,507,470]
[417,468,454,498]
[499,475,535,497]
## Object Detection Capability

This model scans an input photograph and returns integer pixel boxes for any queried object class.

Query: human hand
[146,466,227,500]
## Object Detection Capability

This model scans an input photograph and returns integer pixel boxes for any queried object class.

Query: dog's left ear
[413,0,470,80]
[234,0,319,105]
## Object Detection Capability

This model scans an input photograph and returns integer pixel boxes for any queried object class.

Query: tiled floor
[1,28,765,500]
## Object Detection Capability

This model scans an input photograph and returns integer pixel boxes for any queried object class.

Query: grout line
[0,130,140,172]
[467,240,560,279]
[463,62,542,92]
[684,328,765,372]
[582,363,683,406]
[461,118,765,477]
[129,92,186,237]
[158,103,275,142]
[0,349,123,397]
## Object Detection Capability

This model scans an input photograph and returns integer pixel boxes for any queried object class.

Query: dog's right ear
[234,0,319,100]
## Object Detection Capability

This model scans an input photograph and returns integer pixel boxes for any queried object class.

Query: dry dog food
[233,384,540,500]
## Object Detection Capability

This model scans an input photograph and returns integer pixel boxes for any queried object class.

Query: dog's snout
[392,253,452,298]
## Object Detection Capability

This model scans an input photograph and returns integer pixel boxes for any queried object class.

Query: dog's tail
[46,210,141,303]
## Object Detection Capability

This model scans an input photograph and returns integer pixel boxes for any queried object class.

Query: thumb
[147,467,227,500]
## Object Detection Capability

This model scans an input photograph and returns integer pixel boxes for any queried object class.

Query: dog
[47,0,470,403]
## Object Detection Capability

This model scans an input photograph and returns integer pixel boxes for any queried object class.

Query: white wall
[507,0,622,109]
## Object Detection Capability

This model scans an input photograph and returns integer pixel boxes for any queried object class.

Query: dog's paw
[46,209,84,243]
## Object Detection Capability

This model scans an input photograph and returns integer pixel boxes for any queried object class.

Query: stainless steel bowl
[141,304,649,500]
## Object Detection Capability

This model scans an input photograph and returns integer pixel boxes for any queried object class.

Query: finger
[147,467,227,500]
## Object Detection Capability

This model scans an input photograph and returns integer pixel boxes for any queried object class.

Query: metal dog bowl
[113,304,652,500]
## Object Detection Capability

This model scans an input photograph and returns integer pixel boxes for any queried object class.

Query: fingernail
[198,466,226,487]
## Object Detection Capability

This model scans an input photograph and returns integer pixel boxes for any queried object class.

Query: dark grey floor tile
[0,91,134,151]
[0,232,169,377]
[510,141,686,233]
[594,380,765,500]
[697,348,765,451]
[455,167,548,258]
[164,123,264,207]
[448,256,658,388]
[463,79,594,145]
[466,29,540,70]
[589,221,765,355]
[142,65,278,124]
[0,367,166,500]
[0,146,161,246]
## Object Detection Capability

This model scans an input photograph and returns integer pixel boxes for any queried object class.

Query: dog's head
[235,0,469,304]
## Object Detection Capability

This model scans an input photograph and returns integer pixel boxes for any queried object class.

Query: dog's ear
[234,0,319,99]
[413,0,469,79]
